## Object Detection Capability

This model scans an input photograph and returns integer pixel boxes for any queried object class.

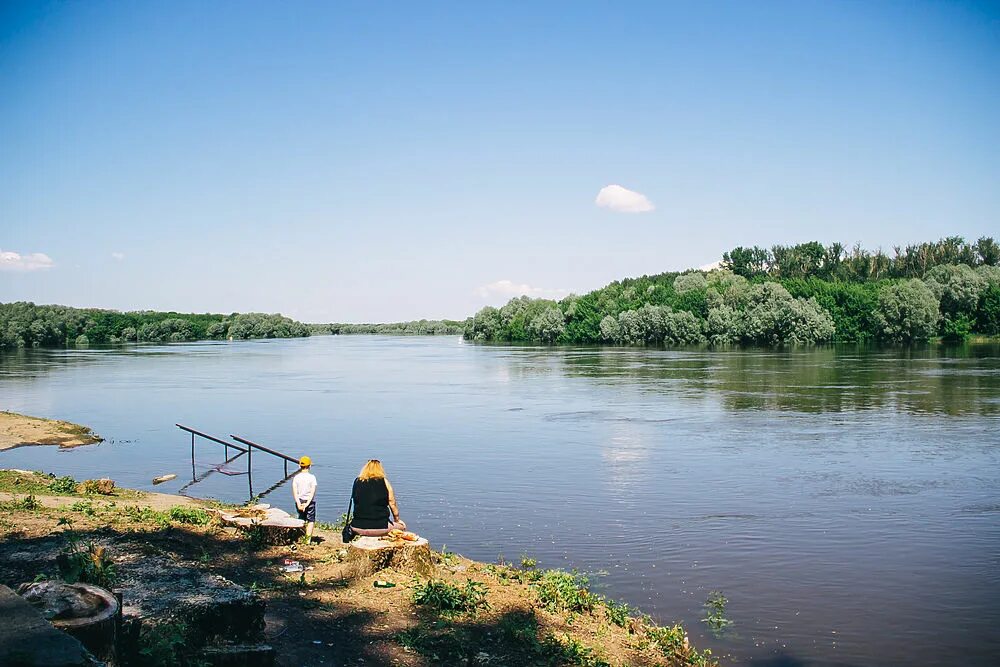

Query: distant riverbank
[0,302,310,349]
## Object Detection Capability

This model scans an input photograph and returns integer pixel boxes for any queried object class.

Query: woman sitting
[350,459,406,537]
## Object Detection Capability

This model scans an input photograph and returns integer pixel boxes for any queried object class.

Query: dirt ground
[0,411,103,451]
[0,471,713,667]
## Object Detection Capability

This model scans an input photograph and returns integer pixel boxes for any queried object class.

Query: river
[1,335,998,666]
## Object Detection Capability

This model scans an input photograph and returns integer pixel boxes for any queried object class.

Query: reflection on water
[1,337,998,667]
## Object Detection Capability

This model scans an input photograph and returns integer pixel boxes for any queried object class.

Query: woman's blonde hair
[358,459,386,481]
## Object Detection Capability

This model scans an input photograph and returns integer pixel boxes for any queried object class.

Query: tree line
[0,302,311,349]
[313,320,466,336]
[466,237,1000,346]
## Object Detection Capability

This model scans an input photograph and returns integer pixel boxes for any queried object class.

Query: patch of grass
[166,506,212,525]
[0,470,55,494]
[485,561,542,585]
[411,578,490,615]
[0,494,42,511]
[69,499,99,517]
[394,626,471,662]
[547,635,612,667]
[497,612,612,667]
[533,570,598,614]
[120,504,169,526]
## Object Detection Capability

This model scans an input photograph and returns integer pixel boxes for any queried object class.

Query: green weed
[138,619,193,667]
[68,500,98,516]
[394,626,470,662]
[603,598,632,628]
[534,570,597,614]
[50,475,78,493]
[57,539,117,588]
[411,578,489,614]
[166,506,212,525]
[121,505,167,526]
[0,495,41,511]
[496,613,611,667]
[646,623,687,654]
[702,591,732,633]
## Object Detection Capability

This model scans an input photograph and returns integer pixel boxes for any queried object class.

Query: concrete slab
[0,584,94,667]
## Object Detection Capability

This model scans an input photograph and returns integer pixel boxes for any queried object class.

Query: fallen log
[347,535,433,576]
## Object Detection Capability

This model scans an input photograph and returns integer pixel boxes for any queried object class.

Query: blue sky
[1,1,998,322]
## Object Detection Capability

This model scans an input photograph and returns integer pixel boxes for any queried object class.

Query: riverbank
[0,411,103,451]
[0,469,716,666]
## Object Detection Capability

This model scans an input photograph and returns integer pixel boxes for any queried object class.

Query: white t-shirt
[292,471,317,504]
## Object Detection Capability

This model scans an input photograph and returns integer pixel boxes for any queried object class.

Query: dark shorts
[298,501,316,522]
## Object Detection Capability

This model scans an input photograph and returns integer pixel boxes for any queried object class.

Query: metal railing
[175,424,301,499]
[230,434,299,477]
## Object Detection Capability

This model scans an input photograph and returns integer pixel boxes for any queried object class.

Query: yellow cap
[299,455,312,467]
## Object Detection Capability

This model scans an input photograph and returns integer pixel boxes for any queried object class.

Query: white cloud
[595,184,654,213]
[111,252,125,261]
[0,249,55,272]
[475,280,571,300]
[698,261,722,272]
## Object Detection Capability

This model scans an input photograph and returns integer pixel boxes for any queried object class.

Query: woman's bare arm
[386,479,401,522]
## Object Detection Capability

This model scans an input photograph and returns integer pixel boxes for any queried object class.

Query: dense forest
[466,237,1000,346]
[313,320,466,335]
[0,303,311,349]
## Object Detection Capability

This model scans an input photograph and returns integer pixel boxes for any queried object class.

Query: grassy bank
[0,469,716,666]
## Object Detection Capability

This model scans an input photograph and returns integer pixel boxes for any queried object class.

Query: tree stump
[17,581,120,663]
[347,536,433,576]
[211,505,304,545]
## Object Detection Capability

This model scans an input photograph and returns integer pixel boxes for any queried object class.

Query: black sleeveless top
[351,477,389,529]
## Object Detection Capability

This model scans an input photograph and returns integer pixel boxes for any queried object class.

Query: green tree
[924,264,986,318]
[874,279,940,342]
[740,282,835,345]
[528,307,566,343]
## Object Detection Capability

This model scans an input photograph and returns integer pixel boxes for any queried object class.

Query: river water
[1,336,998,666]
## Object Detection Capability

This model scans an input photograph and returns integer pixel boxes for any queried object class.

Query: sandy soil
[0,490,197,510]
[0,411,103,451]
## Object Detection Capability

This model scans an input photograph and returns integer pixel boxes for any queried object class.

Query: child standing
[292,455,317,542]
